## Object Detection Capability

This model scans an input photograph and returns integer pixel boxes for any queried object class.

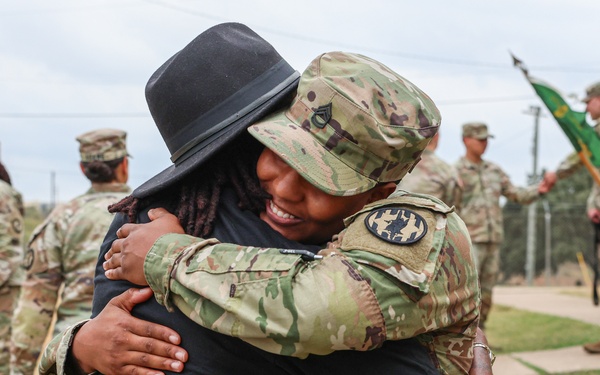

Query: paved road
[491,286,600,374]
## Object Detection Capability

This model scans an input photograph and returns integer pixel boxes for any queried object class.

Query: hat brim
[133,75,300,199]
[249,112,377,197]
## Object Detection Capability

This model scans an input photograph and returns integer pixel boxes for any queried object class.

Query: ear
[115,157,129,183]
[79,162,85,174]
[367,182,397,204]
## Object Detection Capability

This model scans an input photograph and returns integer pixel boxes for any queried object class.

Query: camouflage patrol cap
[248,51,441,197]
[76,128,128,162]
[582,81,600,103]
[462,122,494,140]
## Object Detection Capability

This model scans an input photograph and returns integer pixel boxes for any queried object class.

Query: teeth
[270,201,296,219]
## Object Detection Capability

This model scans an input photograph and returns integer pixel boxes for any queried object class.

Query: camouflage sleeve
[145,196,479,374]
[0,186,24,288]
[555,151,582,180]
[499,169,539,205]
[145,234,387,358]
[587,182,600,212]
[38,320,89,375]
[0,185,24,374]
[11,216,65,373]
[447,169,463,213]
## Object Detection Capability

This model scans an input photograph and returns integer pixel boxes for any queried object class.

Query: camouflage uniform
[40,52,479,374]
[137,189,480,374]
[397,149,463,210]
[10,129,130,374]
[554,81,600,210]
[0,180,24,374]
[455,123,540,326]
[554,120,600,212]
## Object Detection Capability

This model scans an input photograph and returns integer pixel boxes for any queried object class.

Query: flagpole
[579,152,600,186]
[511,53,600,187]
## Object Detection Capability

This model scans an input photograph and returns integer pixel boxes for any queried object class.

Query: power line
[0,113,149,118]
[0,1,142,16]
[144,0,600,73]
[2,1,598,73]
[436,95,535,106]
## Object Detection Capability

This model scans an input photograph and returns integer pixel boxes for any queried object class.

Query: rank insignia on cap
[364,207,428,245]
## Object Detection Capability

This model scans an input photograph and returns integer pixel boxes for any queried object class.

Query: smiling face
[256,148,395,244]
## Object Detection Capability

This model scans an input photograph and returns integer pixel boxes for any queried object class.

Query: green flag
[529,76,600,167]
[512,54,600,172]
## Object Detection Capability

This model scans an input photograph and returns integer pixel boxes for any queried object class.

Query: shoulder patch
[364,207,427,245]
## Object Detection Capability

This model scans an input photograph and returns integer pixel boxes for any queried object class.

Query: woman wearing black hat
[40,23,446,375]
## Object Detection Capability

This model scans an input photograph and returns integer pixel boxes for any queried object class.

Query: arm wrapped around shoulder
[147,235,387,358]
[144,193,480,374]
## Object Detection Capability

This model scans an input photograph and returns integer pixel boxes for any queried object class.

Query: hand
[71,288,188,375]
[539,171,557,194]
[104,208,185,285]
[468,327,493,375]
[588,208,600,224]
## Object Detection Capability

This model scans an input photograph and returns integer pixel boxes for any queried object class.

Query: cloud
[1,0,598,202]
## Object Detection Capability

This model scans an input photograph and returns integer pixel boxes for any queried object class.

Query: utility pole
[525,105,541,286]
[542,199,552,285]
[50,171,56,211]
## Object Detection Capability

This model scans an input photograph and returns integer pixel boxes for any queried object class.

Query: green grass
[485,304,600,374]
[486,304,600,354]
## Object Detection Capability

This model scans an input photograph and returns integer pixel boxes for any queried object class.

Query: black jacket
[92,189,438,374]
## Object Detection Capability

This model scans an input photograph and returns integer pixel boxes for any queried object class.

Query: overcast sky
[1,0,599,204]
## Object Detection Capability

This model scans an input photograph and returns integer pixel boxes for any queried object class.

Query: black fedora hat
[133,22,300,198]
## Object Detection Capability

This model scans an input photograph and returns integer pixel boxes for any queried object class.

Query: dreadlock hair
[81,158,124,183]
[109,134,269,237]
[0,162,12,185]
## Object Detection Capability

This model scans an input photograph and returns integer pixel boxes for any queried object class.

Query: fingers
[72,291,188,375]
[106,342,187,374]
[112,288,154,311]
[110,289,181,344]
[104,250,122,270]
[148,207,172,221]
[100,352,185,375]
[148,208,185,234]
[105,238,123,260]
[116,223,135,238]
[104,265,123,280]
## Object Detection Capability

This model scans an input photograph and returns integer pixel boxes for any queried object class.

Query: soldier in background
[0,161,24,374]
[10,129,131,374]
[455,122,551,329]
[543,81,600,354]
[396,131,463,210]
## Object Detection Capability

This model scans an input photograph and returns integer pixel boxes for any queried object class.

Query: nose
[272,163,304,202]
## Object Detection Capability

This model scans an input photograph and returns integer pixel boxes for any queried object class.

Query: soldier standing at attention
[10,129,131,374]
[455,122,550,329]
[396,131,463,210]
[0,162,24,374]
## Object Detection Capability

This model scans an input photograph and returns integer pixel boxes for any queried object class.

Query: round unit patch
[364,207,428,245]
